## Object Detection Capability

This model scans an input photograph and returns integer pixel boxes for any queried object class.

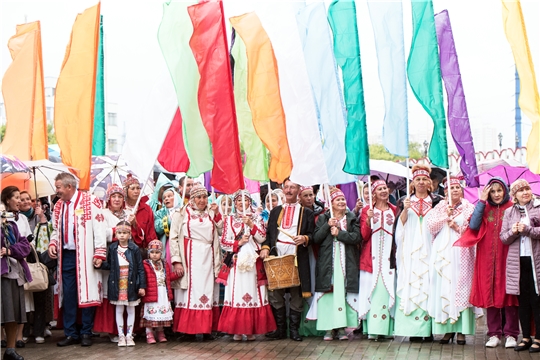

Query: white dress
[142,263,173,323]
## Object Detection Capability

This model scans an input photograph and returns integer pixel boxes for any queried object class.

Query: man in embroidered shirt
[261,178,314,341]
[48,172,107,347]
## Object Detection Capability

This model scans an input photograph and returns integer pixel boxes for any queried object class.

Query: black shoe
[266,307,287,340]
[423,335,434,342]
[14,341,25,348]
[1,340,6,348]
[80,334,92,347]
[3,348,24,360]
[202,333,215,341]
[456,333,466,345]
[409,336,423,342]
[515,338,533,351]
[177,333,196,342]
[57,336,80,347]
[439,333,455,344]
[529,340,540,353]
[288,310,303,342]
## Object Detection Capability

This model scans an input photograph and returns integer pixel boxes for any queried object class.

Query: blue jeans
[62,250,95,339]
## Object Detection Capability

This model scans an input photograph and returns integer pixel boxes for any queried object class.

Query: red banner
[188,1,244,194]
[158,108,190,173]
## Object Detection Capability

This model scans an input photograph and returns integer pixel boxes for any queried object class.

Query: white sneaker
[44,329,52,338]
[35,336,45,344]
[117,335,126,347]
[505,336,517,348]
[109,335,119,343]
[125,335,135,347]
[485,336,500,348]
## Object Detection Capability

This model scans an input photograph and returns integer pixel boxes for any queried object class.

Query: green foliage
[369,142,425,161]
[0,123,56,144]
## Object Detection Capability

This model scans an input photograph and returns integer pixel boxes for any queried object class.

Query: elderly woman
[394,164,442,342]
[153,184,181,267]
[501,179,540,353]
[169,184,222,339]
[2,198,32,360]
[456,177,519,348]
[123,174,157,250]
[217,190,275,341]
[307,187,360,341]
[426,177,478,345]
[358,180,397,340]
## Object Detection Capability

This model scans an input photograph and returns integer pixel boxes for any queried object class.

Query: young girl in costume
[99,221,146,347]
[140,240,178,344]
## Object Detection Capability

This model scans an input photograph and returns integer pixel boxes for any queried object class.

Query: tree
[0,123,56,144]
[369,142,424,161]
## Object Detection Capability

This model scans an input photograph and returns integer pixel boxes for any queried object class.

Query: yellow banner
[502,0,540,173]
[54,3,100,189]
[1,21,48,161]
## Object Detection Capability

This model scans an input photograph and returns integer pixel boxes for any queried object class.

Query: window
[108,112,117,126]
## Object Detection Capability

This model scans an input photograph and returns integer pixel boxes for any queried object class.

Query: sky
[1,0,539,154]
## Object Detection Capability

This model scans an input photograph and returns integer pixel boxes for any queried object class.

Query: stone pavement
[11,317,538,359]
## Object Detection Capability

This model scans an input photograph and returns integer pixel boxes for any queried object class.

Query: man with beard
[261,178,314,341]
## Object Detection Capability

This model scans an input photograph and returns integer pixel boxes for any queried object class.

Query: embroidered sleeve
[49,201,62,249]
[220,217,236,252]
[251,216,266,244]
[91,195,107,260]
[426,201,448,237]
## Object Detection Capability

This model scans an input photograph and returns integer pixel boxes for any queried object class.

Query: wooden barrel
[263,254,300,290]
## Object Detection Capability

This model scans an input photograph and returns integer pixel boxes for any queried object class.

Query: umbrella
[1,155,29,174]
[91,155,153,201]
[359,159,411,190]
[477,165,540,197]
[2,159,78,198]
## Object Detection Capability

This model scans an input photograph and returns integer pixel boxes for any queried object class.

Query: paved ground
[9,317,538,359]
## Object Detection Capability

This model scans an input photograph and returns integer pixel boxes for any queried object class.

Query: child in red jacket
[140,240,179,344]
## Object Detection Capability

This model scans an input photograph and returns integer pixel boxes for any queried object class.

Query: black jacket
[263,204,314,296]
[101,241,147,302]
[313,211,361,293]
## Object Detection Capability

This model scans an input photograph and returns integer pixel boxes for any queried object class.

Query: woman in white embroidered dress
[358,180,397,340]
[217,190,275,340]
[426,177,479,345]
[169,184,222,339]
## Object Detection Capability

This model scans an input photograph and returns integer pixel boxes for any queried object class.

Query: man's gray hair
[55,172,78,188]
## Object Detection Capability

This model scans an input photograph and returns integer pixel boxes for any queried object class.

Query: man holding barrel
[261,178,314,341]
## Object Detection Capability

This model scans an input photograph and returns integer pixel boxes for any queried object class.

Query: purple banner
[339,182,359,212]
[435,10,478,187]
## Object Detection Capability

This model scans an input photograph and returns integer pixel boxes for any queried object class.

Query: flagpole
[180,177,187,207]
[355,179,361,203]
[132,168,153,214]
[406,158,410,198]
[268,182,273,211]
[446,168,452,207]
[211,186,215,203]
[324,183,334,219]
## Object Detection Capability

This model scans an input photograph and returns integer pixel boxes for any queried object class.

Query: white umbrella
[24,160,80,198]
[358,159,411,190]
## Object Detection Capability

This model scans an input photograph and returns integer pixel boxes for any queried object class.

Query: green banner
[92,14,105,156]
[231,34,269,182]
[328,0,370,175]
[407,0,448,168]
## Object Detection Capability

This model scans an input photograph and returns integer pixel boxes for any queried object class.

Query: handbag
[23,244,49,292]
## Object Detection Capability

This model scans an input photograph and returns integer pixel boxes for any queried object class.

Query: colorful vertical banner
[435,10,478,186]
[255,2,328,186]
[54,4,100,189]
[407,0,448,169]
[328,0,370,176]
[1,21,48,161]
[367,1,409,158]
[295,3,355,185]
[158,0,213,178]
[231,32,269,182]
[230,12,292,183]
[502,0,540,174]
[187,1,244,194]
[157,108,190,173]
[92,14,105,156]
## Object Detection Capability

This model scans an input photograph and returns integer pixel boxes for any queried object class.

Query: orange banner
[230,12,292,183]
[54,3,100,189]
[1,21,48,161]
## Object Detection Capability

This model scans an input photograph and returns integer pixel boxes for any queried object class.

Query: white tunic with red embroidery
[217,214,276,334]
[394,195,433,315]
[358,206,396,319]
[426,199,482,324]
[49,191,107,307]
[173,206,221,334]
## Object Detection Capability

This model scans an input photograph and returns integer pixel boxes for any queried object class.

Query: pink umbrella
[475,165,540,199]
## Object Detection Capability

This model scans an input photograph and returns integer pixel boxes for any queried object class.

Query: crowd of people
[2,164,540,360]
